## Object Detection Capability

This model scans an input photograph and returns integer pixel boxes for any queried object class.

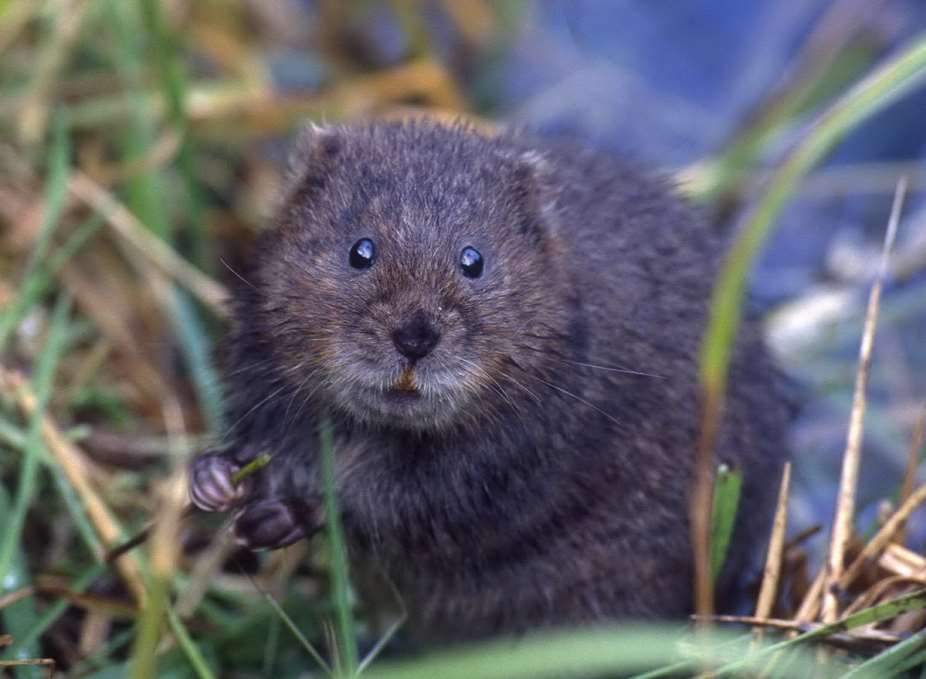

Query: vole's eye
[459,246,484,279]
[349,238,376,269]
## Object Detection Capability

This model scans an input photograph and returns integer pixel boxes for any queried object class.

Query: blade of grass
[699,34,926,395]
[709,463,742,583]
[164,605,217,679]
[364,626,834,679]
[0,213,103,362]
[695,31,926,625]
[127,564,164,679]
[320,418,358,676]
[167,289,223,434]
[841,627,926,678]
[8,562,106,656]
[0,113,70,354]
[0,486,42,676]
[138,0,209,269]
[244,570,332,675]
[707,589,926,677]
[0,293,72,583]
[109,0,169,240]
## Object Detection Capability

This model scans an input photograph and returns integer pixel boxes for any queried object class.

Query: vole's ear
[284,123,343,199]
[509,149,559,239]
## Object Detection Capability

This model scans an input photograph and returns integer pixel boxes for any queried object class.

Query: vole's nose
[392,311,440,361]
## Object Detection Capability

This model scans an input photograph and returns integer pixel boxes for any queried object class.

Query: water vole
[190,120,790,640]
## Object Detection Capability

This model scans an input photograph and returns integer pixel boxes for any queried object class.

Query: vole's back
[191,121,791,642]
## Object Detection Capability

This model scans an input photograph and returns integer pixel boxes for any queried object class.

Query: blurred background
[1,0,925,676]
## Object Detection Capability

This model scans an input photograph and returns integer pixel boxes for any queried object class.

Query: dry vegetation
[0,1,925,677]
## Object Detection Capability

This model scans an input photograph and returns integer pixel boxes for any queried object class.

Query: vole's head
[254,121,571,432]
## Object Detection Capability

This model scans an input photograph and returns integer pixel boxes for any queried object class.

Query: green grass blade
[0,293,72,582]
[709,463,742,583]
[0,485,42,677]
[709,588,926,677]
[167,289,223,434]
[320,418,358,676]
[248,572,332,675]
[0,414,101,557]
[842,627,926,678]
[9,562,107,655]
[363,626,834,679]
[699,31,926,399]
[165,605,217,679]
[0,114,70,353]
[109,0,169,239]
[138,0,209,268]
[128,571,164,679]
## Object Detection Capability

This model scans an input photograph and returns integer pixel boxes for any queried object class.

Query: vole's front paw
[232,498,322,550]
[189,453,252,512]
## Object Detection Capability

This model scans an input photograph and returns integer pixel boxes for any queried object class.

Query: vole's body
[191,120,789,640]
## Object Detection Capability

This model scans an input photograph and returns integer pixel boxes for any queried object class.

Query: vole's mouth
[390,366,418,392]
[383,367,423,402]
[334,358,477,429]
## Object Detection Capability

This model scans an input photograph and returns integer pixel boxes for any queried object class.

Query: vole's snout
[392,310,440,361]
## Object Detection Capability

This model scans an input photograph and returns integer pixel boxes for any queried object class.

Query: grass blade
[320,418,358,676]
[0,114,70,354]
[0,293,72,583]
[164,605,217,679]
[699,33,926,396]
[709,463,742,583]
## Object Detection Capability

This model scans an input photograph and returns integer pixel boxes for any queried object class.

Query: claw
[233,498,316,550]
[189,454,251,512]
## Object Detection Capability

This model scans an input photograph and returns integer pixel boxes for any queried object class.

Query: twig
[823,177,907,622]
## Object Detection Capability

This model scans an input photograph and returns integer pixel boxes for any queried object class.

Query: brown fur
[190,120,791,642]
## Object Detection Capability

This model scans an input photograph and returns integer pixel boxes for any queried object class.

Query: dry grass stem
[879,543,926,577]
[0,368,146,602]
[795,566,826,624]
[0,585,36,611]
[839,483,926,590]
[896,404,926,544]
[68,172,228,317]
[823,177,907,622]
[174,532,237,618]
[691,390,720,619]
[17,0,90,144]
[754,462,792,642]
[842,575,926,617]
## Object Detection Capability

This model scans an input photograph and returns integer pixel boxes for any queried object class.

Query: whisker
[517,342,662,379]
[220,257,256,289]
[507,358,624,429]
